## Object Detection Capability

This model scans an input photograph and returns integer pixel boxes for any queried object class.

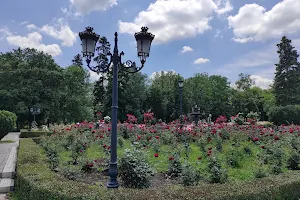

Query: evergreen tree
[92,37,111,118]
[72,54,83,67]
[274,36,300,106]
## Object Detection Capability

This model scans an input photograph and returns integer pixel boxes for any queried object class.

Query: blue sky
[1,0,300,89]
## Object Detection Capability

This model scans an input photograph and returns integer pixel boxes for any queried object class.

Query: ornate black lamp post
[178,80,183,127]
[79,26,155,188]
[30,107,40,123]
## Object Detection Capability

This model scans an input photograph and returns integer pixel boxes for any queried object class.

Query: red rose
[169,156,174,161]
[154,153,159,157]
[155,135,160,139]
[103,144,107,148]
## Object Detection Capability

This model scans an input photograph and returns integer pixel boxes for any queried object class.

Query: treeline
[0,36,299,127]
[0,48,93,128]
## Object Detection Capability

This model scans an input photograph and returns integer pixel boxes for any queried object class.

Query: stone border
[0,147,17,179]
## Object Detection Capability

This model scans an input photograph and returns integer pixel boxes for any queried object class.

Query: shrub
[181,162,201,186]
[268,105,300,125]
[0,110,17,139]
[119,149,153,189]
[168,152,182,177]
[15,139,300,200]
[58,164,82,180]
[207,156,228,183]
[254,167,268,178]
[287,151,300,170]
[226,147,244,168]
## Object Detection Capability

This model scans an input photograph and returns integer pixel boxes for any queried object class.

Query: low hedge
[15,139,300,200]
[19,131,53,138]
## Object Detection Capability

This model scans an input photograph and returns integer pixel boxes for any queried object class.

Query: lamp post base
[107,163,119,189]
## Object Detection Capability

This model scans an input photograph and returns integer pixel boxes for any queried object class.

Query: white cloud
[180,46,193,54]
[27,24,37,30]
[20,21,29,25]
[214,29,223,38]
[228,0,300,43]
[119,0,233,44]
[250,75,273,89]
[61,6,82,20]
[193,57,210,64]
[40,19,77,47]
[215,0,233,15]
[89,71,101,82]
[70,0,117,14]
[6,32,62,57]
[0,27,12,40]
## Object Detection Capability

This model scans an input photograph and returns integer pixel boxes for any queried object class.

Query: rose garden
[1,27,300,199]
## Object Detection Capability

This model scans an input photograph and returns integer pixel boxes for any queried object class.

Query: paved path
[0,132,20,195]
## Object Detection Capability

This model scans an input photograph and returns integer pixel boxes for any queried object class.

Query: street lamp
[30,107,40,122]
[79,26,155,188]
[178,79,184,127]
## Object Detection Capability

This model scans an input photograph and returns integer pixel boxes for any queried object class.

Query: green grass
[56,138,281,182]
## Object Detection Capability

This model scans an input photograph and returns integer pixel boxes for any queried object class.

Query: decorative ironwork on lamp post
[79,26,155,189]
[30,107,40,129]
[30,107,40,123]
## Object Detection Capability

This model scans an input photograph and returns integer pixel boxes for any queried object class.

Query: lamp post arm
[86,53,112,74]
[119,52,145,73]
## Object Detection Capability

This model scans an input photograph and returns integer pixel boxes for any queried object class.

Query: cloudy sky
[1,0,300,89]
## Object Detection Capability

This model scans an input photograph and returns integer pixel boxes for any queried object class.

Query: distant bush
[0,110,17,139]
[268,105,300,125]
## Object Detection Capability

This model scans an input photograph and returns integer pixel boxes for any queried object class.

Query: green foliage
[15,139,300,200]
[268,105,300,125]
[0,48,93,127]
[287,151,300,170]
[0,110,17,139]
[167,152,182,177]
[246,111,260,121]
[39,137,60,170]
[226,147,244,168]
[274,36,300,106]
[254,167,268,179]
[58,164,82,180]
[119,149,153,189]
[181,162,201,186]
[207,156,228,183]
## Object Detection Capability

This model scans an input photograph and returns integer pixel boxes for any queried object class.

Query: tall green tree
[147,71,181,122]
[0,48,64,127]
[62,65,93,123]
[274,36,300,106]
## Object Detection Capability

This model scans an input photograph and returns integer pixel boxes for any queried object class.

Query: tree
[273,36,300,106]
[0,48,64,127]
[62,65,93,123]
[72,54,83,67]
[92,36,148,122]
[147,71,181,122]
[235,73,253,91]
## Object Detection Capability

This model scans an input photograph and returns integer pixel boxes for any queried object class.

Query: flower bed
[14,138,300,200]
